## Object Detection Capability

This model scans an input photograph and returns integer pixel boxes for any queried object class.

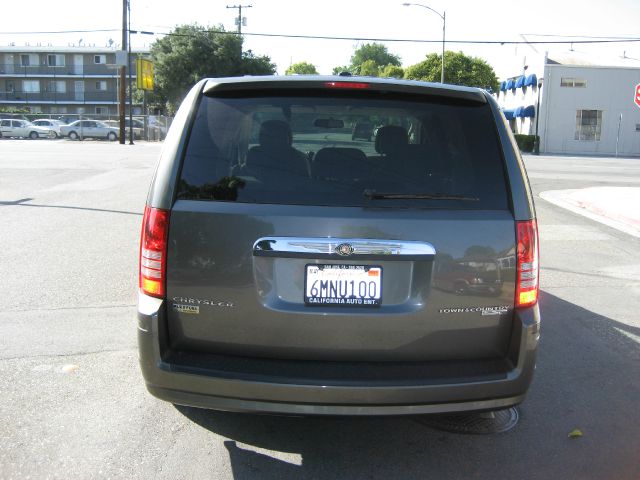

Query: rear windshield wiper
[363,190,479,201]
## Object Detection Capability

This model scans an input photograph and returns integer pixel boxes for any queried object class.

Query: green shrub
[514,134,538,152]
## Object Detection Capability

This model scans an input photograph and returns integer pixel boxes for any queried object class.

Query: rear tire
[29,131,38,140]
[107,132,117,141]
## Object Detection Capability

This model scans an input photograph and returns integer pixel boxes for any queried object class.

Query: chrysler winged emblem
[335,243,355,256]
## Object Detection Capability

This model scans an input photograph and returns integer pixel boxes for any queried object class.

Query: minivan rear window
[178,90,508,209]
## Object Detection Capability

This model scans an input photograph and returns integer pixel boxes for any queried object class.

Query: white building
[496,52,640,157]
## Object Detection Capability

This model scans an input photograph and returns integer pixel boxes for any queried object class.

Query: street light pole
[402,3,446,84]
[441,10,445,84]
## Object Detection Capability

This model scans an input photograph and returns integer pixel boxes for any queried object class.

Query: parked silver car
[138,76,540,416]
[103,119,144,139]
[0,119,55,139]
[60,120,119,141]
[31,118,67,138]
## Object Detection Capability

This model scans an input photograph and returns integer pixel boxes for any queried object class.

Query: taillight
[515,220,539,308]
[324,81,370,89]
[139,206,169,298]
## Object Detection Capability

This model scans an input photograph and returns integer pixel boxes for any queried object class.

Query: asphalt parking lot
[1,141,639,479]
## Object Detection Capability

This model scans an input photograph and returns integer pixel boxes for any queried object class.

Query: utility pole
[119,0,127,144]
[226,4,252,34]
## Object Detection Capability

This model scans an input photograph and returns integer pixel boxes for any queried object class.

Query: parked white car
[32,119,67,138]
[60,120,119,141]
[0,119,55,139]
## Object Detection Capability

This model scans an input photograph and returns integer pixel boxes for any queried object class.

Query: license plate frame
[304,264,382,307]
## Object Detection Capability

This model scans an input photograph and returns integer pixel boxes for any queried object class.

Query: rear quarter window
[178,89,509,210]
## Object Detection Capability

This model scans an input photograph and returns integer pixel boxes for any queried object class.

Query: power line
[2,27,640,46]
[521,33,640,40]
[159,30,640,45]
[0,29,119,34]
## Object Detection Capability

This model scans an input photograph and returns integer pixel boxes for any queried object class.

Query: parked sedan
[31,119,67,138]
[60,120,119,141]
[0,119,55,139]
[103,119,144,139]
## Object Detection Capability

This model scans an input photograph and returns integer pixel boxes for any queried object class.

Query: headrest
[259,120,292,149]
[375,126,408,154]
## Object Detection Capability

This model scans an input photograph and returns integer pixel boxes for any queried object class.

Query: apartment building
[0,45,147,116]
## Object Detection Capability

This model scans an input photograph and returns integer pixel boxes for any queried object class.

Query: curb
[539,187,640,238]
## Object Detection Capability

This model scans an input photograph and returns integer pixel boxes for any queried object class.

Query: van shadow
[175,290,640,480]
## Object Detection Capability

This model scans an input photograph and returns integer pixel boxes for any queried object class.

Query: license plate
[304,264,382,307]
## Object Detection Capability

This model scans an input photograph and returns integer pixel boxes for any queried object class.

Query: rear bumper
[137,293,540,416]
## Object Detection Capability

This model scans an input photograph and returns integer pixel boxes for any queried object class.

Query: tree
[350,43,401,75]
[358,60,380,77]
[404,51,499,92]
[148,24,276,113]
[380,65,405,79]
[285,61,319,75]
[332,43,402,77]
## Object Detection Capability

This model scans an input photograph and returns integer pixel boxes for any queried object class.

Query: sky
[1,0,639,79]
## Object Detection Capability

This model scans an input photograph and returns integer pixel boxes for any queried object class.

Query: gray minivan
[138,76,540,415]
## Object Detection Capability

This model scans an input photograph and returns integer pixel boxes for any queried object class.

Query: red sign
[635,84,640,108]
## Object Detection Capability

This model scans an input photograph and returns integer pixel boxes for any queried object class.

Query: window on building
[575,110,602,141]
[22,80,40,93]
[20,54,39,66]
[95,106,108,115]
[94,55,106,64]
[561,77,587,88]
[47,54,65,67]
[95,80,107,91]
[47,80,66,93]
[58,107,68,114]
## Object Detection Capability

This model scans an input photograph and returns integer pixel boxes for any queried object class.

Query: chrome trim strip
[253,237,436,260]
